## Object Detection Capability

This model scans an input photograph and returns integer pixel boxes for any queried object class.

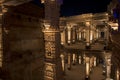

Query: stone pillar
[90,30,93,44]
[83,53,86,64]
[61,30,65,45]
[79,31,82,41]
[76,29,79,41]
[67,53,72,70]
[85,21,91,49]
[67,26,71,44]
[90,57,94,71]
[72,53,76,65]
[72,27,76,43]
[78,55,82,64]
[43,0,63,80]
[85,57,90,79]
[83,30,86,40]
[93,57,96,67]
[104,51,112,80]
[60,54,65,73]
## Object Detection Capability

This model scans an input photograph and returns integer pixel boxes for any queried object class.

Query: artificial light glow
[117,69,119,80]
[86,21,90,26]
[109,22,118,30]
[41,0,45,3]
[44,24,50,30]
[112,27,118,30]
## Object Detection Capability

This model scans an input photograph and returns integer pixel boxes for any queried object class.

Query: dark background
[33,0,112,16]
[61,0,112,16]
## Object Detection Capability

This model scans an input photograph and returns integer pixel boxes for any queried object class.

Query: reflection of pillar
[117,69,119,80]
[67,53,72,70]
[86,57,90,78]
[72,53,76,65]
[106,65,111,79]
[90,57,93,71]
[60,54,65,72]
[104,52,112,80]
[93,57,96,67]
[83,54,86,64]
[79,55,82,64]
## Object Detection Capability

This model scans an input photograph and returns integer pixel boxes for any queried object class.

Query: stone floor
[64,64,105,80]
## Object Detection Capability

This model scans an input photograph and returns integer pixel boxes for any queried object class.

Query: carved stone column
[104,51,112,80]
[78,55,82,64]
[72,27,76,43]
[43,0,63,80]
[72,53,76,65]
[67,25,72,44]
[85,21,91,49]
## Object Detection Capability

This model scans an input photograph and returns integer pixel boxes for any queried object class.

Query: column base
[85,76,90,80]
[85,45,91,49]
[67,67,71,70]
[72,63,76,65]
[106,78,113,80]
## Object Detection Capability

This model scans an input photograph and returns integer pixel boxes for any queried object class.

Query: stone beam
[3,0,32,6]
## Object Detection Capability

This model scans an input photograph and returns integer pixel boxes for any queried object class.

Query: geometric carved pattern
[44,33,55,41]
[44,63,55,80]
[44,32,56,59]
[45,42,55,59]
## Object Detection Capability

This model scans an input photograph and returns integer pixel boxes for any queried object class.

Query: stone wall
[2,2,45,80]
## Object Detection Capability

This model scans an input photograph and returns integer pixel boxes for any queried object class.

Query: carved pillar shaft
[85,22,90,47]
[104,51,112,80]
[67,27,71,44]
[43,0,63,80]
